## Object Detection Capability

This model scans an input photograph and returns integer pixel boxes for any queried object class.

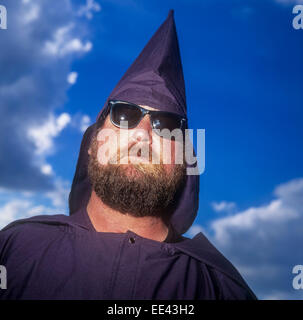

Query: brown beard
[87,133,186,220]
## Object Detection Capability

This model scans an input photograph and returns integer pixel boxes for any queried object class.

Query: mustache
[109,141,161,164]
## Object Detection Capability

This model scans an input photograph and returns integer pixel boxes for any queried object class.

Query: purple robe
[0,10,256,300]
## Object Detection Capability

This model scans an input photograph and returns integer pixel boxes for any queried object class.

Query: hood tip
[168,9,174,18]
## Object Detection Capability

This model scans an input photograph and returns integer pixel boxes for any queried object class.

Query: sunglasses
[101,100,187,133]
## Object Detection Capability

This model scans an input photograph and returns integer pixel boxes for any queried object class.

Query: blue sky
[0,0,303,299]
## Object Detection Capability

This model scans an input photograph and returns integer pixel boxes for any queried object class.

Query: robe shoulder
[0,215,257,300]
[1,214,79,232]
[0,214,76,261]
[174,232,257,300]
[206,266,257,300]
[0,214,88,242]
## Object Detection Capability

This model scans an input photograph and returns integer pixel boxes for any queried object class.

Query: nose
[128,114,153,144]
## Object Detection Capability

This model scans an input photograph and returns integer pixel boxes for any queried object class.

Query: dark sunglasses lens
[151,113,184,131]
[111,103,142,128]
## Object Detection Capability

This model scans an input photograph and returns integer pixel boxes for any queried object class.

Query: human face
[87,104,187,218]
[89,105,185,175]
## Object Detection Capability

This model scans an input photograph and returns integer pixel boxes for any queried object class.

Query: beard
[87,134,186,219]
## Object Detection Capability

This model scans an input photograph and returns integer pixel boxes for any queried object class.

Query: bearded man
[0,10,256,300]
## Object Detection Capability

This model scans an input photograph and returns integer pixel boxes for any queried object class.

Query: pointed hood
[68,10,200,235]
[97,9,187,119]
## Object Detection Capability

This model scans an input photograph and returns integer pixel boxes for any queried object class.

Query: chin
[121,163,149,179]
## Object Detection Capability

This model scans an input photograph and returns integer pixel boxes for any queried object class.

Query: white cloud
[274,178,303,208]
[22,3,40,24]
[0,200,31,229]
[40,164,53,176]
[67,71,78,85]
[0,0,97,191]
[186,224,208,238]
[27,113,71,185]
[78,0,101,20]
[0,199,58,230]
[211,201,236,213]
[44,178,70,209]
[80,115,91,132]
[28,113,71,155]
[275,0,303,4]
[0,176,70,230]
[205,177,303,299]
[69,113,92,133]
[43,24,92,57]
[211,198,298,244]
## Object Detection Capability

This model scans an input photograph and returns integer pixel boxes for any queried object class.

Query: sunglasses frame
[106,99,187,132]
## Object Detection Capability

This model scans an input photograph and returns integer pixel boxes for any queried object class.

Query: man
[0,10,256,300]
[86,100,187,243]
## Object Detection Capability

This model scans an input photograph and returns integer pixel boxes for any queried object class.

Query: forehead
[139,105,159,111]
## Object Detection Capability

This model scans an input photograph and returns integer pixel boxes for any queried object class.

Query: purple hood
[68,10,199,235]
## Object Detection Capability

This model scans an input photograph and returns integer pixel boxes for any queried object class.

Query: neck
[86,190,169,242]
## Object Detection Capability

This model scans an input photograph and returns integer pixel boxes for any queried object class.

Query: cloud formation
[0,0,95,192]
[67,72,78,85]
[211,201,237,214]
[28,113,71,156]
[78,0,101,20]
[189,177,303,299]
[0,199,58,230]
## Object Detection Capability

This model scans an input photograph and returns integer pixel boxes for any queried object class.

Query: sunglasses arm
[97,103,111,123]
